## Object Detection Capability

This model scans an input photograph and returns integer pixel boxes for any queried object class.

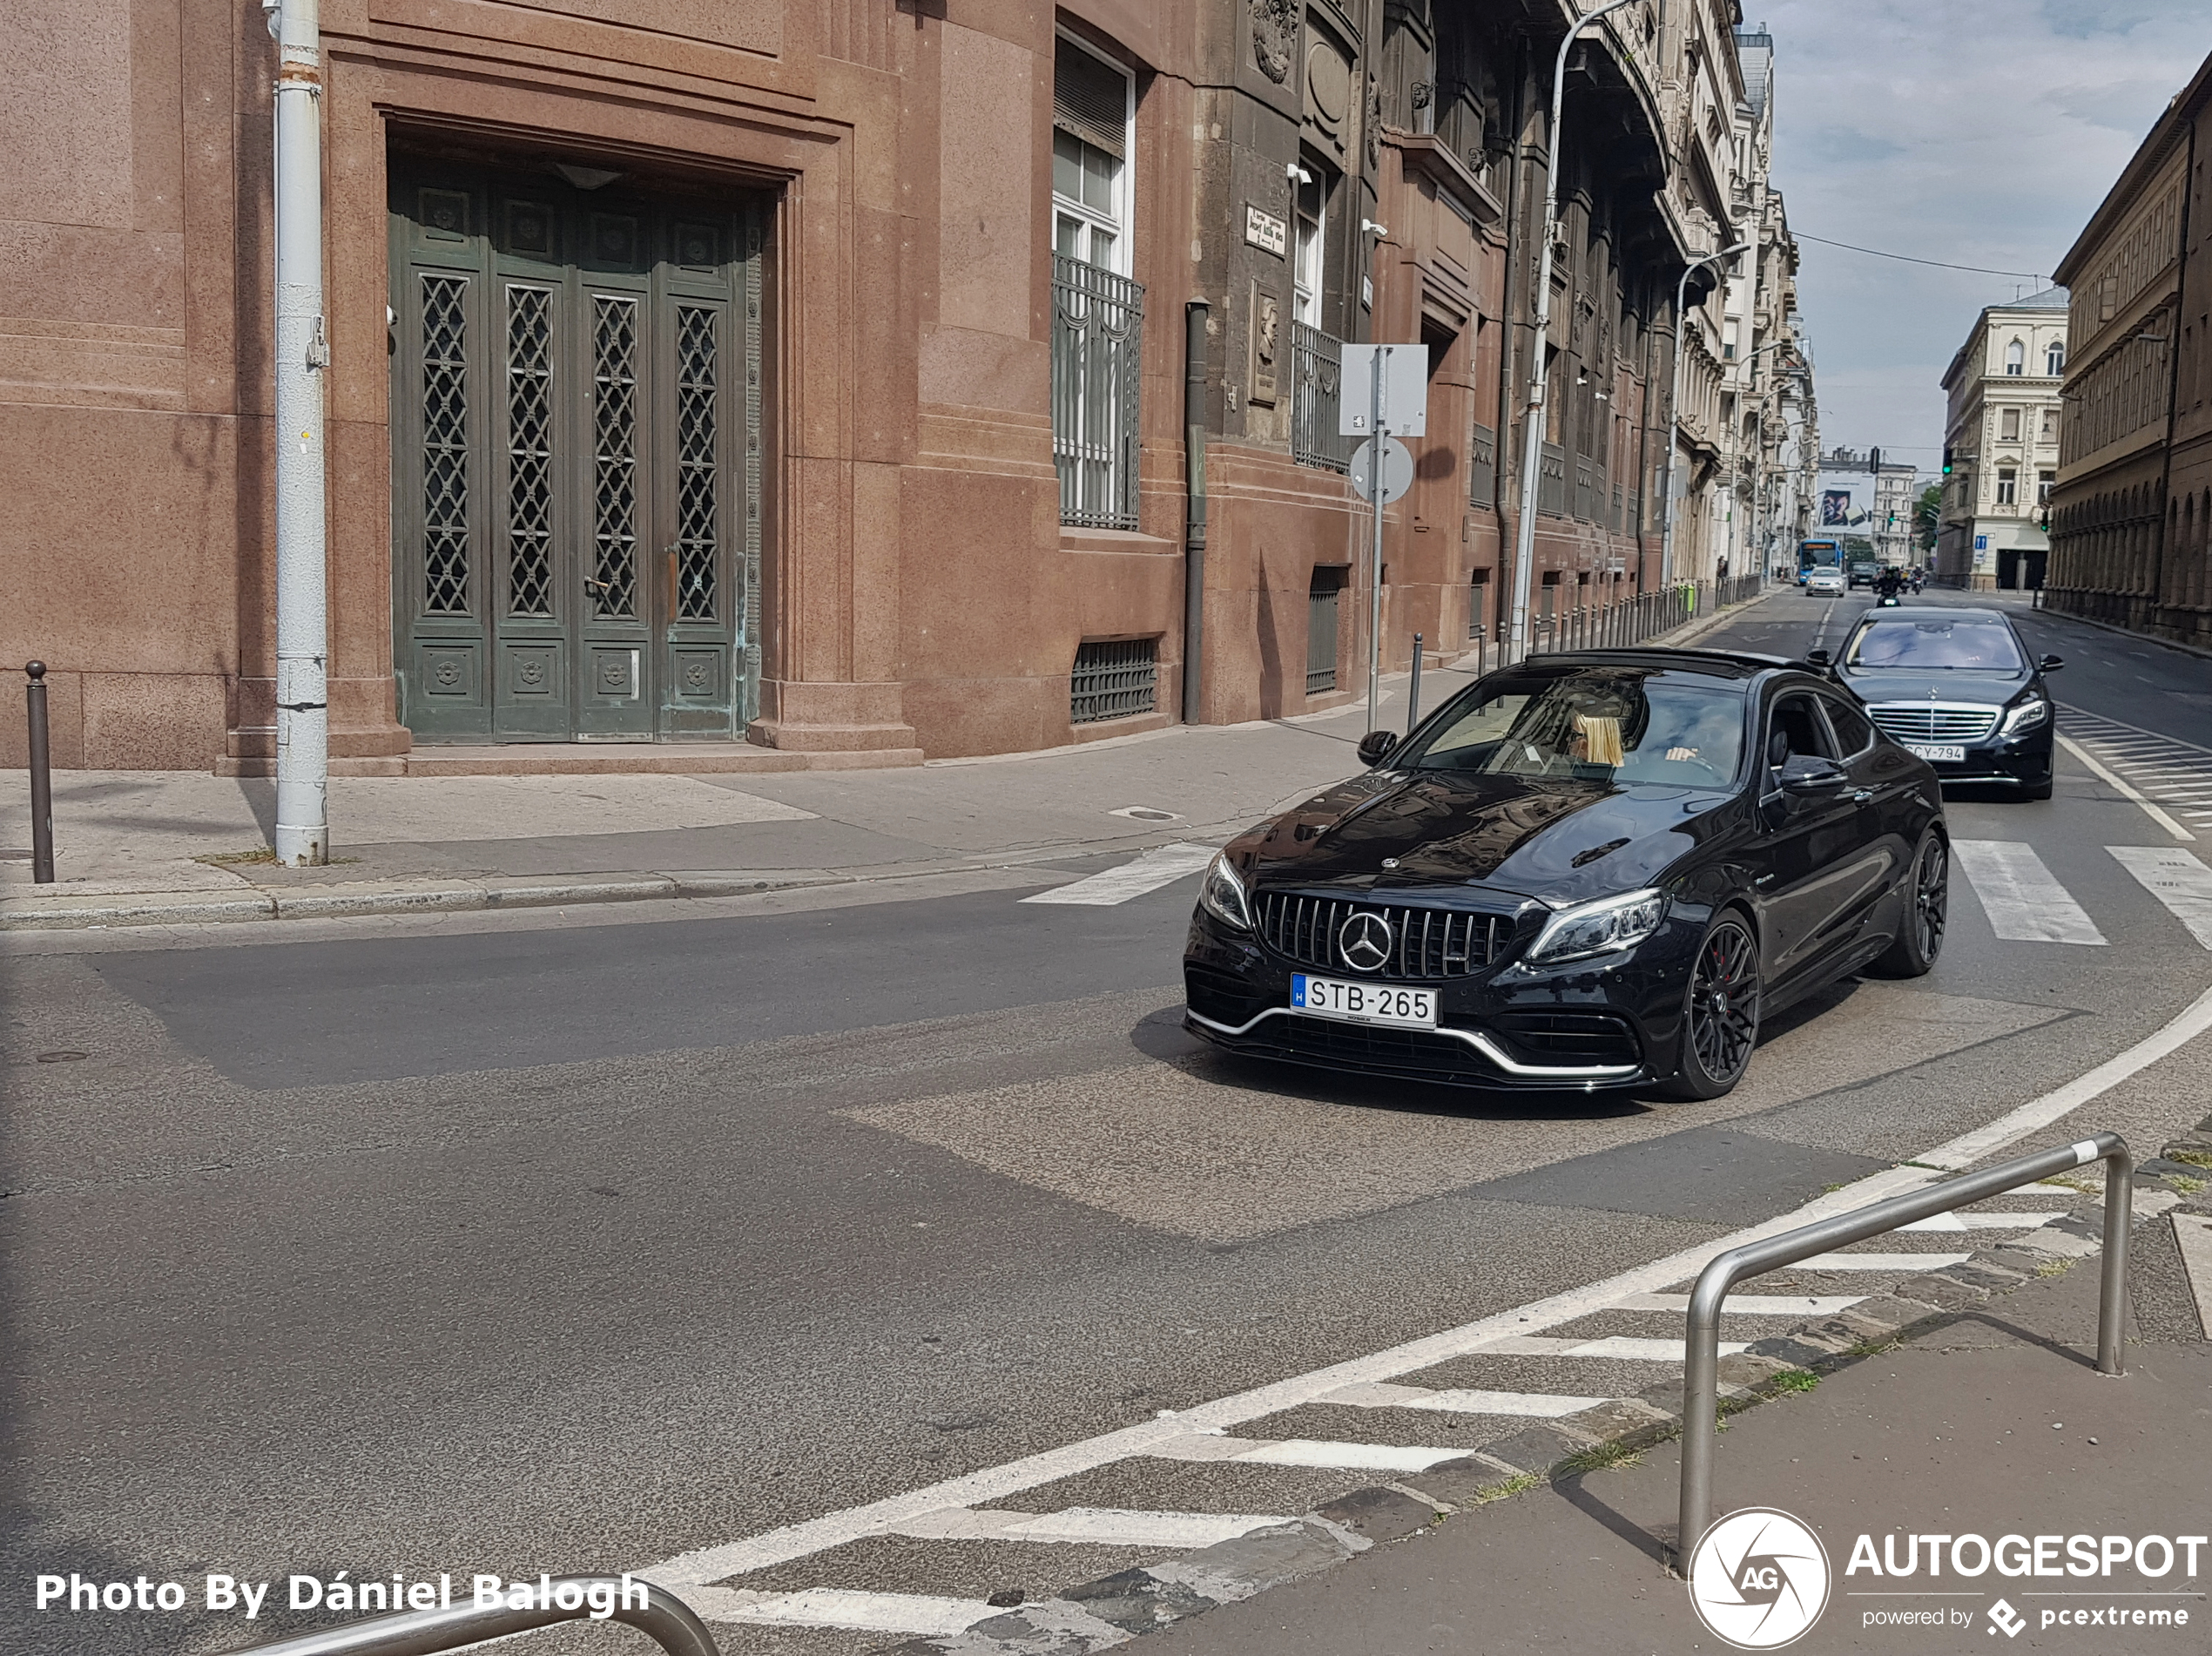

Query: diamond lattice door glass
[391,164,763,743]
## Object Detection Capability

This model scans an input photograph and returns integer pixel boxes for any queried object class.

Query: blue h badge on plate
[1291,975,1308,1008]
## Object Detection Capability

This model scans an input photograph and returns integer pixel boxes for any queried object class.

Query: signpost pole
[1367,348,1387,734]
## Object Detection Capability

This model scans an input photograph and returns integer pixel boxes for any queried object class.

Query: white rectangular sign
[1244,206,1287,256]
[1339,342,1428,436]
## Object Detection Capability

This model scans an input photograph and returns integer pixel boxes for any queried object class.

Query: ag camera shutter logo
[1688,1507,1832,1649]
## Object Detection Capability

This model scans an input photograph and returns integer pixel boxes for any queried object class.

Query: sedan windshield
[1848,618,2024,673]
[1398,667,1746,786]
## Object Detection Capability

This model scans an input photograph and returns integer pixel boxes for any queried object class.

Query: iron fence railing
[214,1577,715,1656]
[1452,572,1766,673]
[1290,323,1351,473]
[1051,253,1145,531]
[1070,637,1158,723]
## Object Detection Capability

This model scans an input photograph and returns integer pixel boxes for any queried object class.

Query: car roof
[1850,605,2017,625]
[1518,648,1798,683]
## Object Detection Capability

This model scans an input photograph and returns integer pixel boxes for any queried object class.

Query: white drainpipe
[268,0,329,864]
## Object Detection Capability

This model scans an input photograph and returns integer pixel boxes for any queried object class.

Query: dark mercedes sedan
[1184,650,1948,1099]
[1816,605,2060,799]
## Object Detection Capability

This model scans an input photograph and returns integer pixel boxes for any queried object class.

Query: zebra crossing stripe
[2107,844,2212,949]
[1021,843,1218,906]
[892,1507,1301,1547]
[1149,1435,1466,1472]
[694,1586,996,1634]
[1318,1380,1609,1416]
[1952,840,2107,944]
[2057,733,2195,841]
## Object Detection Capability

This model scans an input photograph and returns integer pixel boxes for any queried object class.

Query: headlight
[1526,888,1668,965]
[2000,695,2049,740]
[1197,852,1253,931]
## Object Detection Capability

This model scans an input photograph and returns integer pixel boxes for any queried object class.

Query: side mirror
[1357,729,1400,767]
[1778,754,1847,795]
[2039,653,2065,673]
[1804,648,1832,670]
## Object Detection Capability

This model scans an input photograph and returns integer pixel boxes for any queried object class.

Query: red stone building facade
[1,2,1728,771]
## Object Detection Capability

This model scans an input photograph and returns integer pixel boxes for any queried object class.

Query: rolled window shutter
[1055,38,1128,159]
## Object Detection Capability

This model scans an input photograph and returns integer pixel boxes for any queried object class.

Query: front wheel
[1658,911,1762,1101]
[1870,832,1947,977]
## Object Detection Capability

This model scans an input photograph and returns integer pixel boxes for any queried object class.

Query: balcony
[1051,253,1145,531]
[1290,323,1352,473]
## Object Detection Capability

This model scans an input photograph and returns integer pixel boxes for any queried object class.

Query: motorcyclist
[1875,566,1905,604]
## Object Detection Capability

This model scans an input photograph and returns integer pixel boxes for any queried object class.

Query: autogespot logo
[1688,1507,1833,1650]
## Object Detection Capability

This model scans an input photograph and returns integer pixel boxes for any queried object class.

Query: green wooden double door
[389,164,765,742]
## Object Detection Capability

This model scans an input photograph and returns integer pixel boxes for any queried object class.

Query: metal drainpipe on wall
[267,0,330,864]
[1184,299,1210,723]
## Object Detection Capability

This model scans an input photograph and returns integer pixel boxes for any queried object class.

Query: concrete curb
[881,1162,2201,1656]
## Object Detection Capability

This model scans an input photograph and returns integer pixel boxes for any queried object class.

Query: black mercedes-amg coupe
[1184,649,1949,1099]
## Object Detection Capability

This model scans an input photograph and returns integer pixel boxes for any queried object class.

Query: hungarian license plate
[1291,974,1438,1029]
[1905,743,1966,764]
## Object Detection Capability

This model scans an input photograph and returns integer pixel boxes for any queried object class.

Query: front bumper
[1183,902,1702,1092]
[1918,727,2054,787]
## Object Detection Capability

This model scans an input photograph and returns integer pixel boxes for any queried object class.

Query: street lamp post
[1507,0,1642,663]
[1657,240,1750,592]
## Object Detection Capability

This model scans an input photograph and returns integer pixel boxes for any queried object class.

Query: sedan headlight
[1197,852,1253,931]
[2000,694,2049,740]
[1526,888,1668,965]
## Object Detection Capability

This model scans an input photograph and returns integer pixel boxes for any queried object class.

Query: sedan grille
[1867,703,2000,743]
[1251,891,1509,979]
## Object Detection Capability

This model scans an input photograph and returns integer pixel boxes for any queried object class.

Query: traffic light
[1942,446,1954,476]
[1869,446,1881,471]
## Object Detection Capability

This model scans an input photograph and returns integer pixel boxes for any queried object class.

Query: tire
[1871,832,1947,977]
[1658,910,1762,1101]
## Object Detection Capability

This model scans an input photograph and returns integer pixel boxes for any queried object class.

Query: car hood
[1235,768,1729,906]
[1841,667,2033,707]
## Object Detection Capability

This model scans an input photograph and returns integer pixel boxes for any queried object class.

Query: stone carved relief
[1306,36,1351,139]
[1252,0,1297,84]
[1249,287,1282,408]
[1366,77,1383,168]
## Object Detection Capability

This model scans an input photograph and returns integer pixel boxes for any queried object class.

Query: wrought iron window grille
[1051,253,1145,531]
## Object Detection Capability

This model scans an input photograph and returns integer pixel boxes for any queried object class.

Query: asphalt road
[8,588,2212,1655]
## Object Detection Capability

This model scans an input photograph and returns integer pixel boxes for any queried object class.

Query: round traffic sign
[1349,436,1413,504]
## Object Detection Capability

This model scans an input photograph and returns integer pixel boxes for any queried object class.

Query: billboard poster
[1820,489,1853,526]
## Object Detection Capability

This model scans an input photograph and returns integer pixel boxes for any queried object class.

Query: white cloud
[1760,0,2208,466]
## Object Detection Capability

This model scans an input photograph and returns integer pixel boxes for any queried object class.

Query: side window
[1821,698,1874,757]
[1765,693,1836,774]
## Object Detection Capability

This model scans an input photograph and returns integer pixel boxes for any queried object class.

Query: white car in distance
[1804,567,1846,595]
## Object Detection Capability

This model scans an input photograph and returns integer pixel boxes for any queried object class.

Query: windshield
[1847,618,2024,673]
[1397,667,1746,786]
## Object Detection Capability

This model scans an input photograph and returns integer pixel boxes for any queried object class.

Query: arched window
[2046,341,2066,375]
[2005,339,2026,375]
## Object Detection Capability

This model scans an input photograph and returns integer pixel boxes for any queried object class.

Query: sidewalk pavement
[1143,1193,2212,1656]
[0,597,1765,930]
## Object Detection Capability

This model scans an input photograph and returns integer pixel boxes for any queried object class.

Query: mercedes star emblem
[1338,910,1394,972]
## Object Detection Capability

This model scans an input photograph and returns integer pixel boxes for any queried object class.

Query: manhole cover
[36,1051,88,1064]
[1109,807,1182,822]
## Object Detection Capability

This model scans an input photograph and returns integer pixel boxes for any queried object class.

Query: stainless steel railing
[1676,1133,2134,1570]
[215,1576,716,1656]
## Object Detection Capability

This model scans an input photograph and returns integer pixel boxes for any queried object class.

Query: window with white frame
[2000,406,2020,441]
[2046,341,2066,375]
[2004,338,2025,375]
[2037,470,2054,506]
[1292,166,1326,325]
[1997,466,2018,505]
[1052,37,1130,272]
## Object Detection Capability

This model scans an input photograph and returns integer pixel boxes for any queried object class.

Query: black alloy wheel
[1871,832,1947,977]
[1660,913,1761,1101]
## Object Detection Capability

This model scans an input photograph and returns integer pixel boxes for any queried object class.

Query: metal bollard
[25,660,53,883]
[1406,632,1423,735]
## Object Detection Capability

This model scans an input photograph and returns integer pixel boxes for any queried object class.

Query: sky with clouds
[1760,0,2209,476]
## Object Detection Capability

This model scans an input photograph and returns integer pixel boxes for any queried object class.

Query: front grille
[1251,891,1510,979]
[1868,703,2000,743]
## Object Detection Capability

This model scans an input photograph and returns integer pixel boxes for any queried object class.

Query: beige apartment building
[1937,288,2067,591]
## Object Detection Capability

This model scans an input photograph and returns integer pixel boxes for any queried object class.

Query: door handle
[1851,789,1873,802]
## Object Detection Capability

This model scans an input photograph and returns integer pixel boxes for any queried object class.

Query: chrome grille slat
[1251,892,1504,979]
[1868,703,2000,743]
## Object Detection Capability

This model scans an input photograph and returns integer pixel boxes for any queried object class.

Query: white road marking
[1318,1381,1608,1417]
[1488,1335,1750,1362]
[1951,840,2107,944]
[1621,1293,1865,1315]
[1788,1251,1973,1271]
[1901,1211,2065,1231]
[1020,842,1218,906]
[1201,1437,1467,1473]
[2107,844,2212,949]
[890,1507,1298,1548]
[2058,733,2195,841]
[642,983,2212,1591]
[698,1587,996,1634]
